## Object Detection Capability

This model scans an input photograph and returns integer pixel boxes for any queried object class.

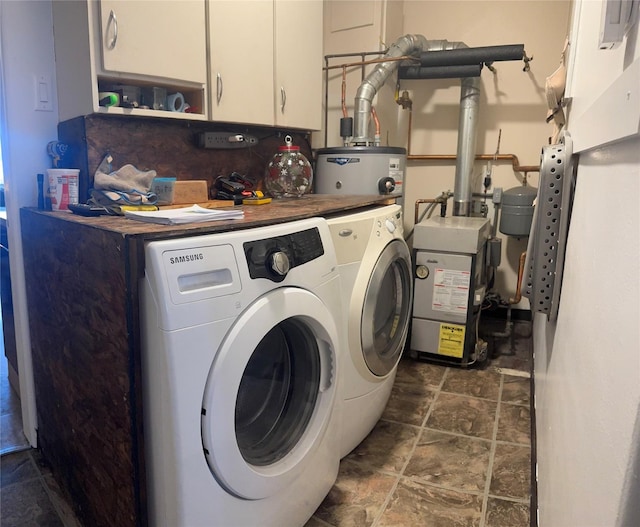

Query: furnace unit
[410,216,490,366]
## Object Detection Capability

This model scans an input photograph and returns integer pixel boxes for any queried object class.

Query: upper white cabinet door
[208,0,274,125]
[99,0,206,84]
[274,0,323,130]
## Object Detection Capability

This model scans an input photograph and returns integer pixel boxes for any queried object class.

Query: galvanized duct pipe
[421,40,481,217]
[352,37,480,215]
[454,76,481,216]
[353,38,479,145]
[352,34,429,145]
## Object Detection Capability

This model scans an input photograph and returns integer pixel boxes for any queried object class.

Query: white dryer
[141,218,342,527]
[327,204,413,458]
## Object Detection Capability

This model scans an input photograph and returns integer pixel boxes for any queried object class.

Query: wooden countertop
[25,194,396,240]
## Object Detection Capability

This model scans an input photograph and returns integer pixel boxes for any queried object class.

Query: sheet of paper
[124,204,244,225]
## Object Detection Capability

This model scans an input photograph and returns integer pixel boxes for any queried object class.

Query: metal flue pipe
[351,37,481,215]
[454,76,481,216]
[352,34,429,145]
[417,41,481,216]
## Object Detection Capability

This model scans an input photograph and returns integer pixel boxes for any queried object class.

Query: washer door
[362,238,413,376]
[201,287,338,500]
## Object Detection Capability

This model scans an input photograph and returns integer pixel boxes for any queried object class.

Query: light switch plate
[35,74,53,112]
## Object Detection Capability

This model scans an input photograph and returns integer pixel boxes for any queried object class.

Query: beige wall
[318,0,404,149]
[321,0,573,307]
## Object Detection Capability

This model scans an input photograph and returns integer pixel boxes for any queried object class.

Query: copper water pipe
[408,153,540,177]
[414,194,451,224]
[329,55,541,176]
[407,108,414,155]
[509,251,527,304]
[401,92,540,177]
[371,106,381,141]
[341,66,348,118]
[332,56,418,133]
[414,198,439,224]
[324,55,418,71]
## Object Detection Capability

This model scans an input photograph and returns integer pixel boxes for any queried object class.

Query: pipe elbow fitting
[352,34,430,144]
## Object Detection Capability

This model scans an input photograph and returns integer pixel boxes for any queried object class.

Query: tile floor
[306,357,532,526]
[1,317,533,527]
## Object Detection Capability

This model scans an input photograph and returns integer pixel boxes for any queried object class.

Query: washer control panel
[376,209,402,237]
[244,227,324,282]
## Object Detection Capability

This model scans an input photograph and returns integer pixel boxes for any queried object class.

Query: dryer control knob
[385,219,396,233]
[270,251,290,276]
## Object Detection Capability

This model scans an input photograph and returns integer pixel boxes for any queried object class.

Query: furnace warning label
[431,268,470,315]
[438,323,466,358]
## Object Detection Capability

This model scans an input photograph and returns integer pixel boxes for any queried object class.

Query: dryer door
[362,239,413,376]
[201,287,338,500]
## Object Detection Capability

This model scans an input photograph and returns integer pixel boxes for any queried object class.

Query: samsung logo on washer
[327,157,360,166]
[169,253,204,264]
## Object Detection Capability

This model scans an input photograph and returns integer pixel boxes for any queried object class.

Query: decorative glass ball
[264,135,313,198]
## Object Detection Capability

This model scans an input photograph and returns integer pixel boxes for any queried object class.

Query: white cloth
[94,163,156,193]
[545,38,569,145]
[92,163,157,205]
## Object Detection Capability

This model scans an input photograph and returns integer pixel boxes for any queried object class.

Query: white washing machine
[141,218,342,527]
[326,204,413,458]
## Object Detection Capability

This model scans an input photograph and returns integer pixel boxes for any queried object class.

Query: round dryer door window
[362,239,413,376]
[201,287,339,500]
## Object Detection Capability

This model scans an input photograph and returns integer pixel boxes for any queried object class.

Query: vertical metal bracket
[524,132,575,320]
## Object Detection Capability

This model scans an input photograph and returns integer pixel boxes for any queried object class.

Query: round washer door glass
[235,318,320,466]
[201,287,338,500]
[362,239,412,376]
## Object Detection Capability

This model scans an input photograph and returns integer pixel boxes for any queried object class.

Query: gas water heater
[314,146,406,197]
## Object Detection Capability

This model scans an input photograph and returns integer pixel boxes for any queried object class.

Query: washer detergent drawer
[145,241,243,331]
[161,243,241,304]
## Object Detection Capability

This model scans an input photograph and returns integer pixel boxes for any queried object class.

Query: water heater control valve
[378,177,396,194]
